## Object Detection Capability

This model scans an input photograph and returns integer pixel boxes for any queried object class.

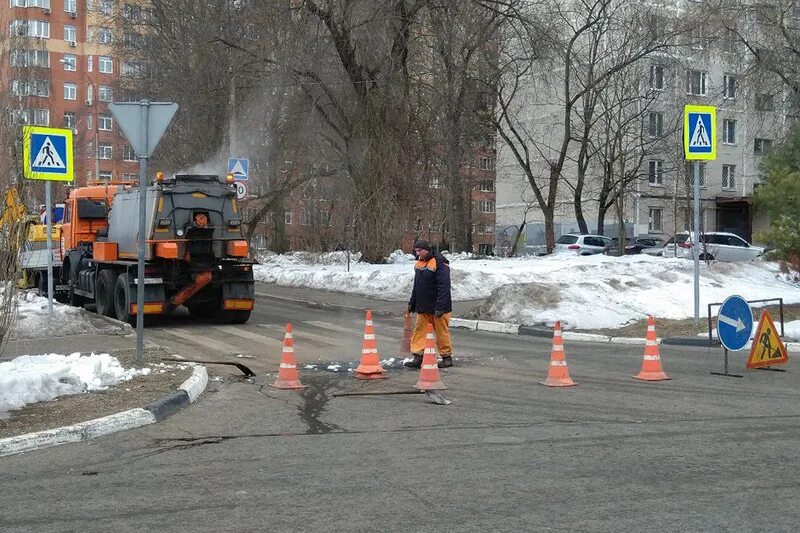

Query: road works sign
[717,295,753,351]
[22,126,74,181]
[228,158,249,180]
[684,105,716,160]
[747,310,788,369]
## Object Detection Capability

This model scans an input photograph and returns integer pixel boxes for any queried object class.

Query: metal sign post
[22,126,75,314]
[683,105,716,324]
[109,101,178,362]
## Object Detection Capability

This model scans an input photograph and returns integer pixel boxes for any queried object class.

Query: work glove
[435,310,445,318]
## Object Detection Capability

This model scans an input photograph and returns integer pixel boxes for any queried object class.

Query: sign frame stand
[710,348,743,378]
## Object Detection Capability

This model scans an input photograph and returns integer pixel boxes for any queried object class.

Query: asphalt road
[2,287,800,532]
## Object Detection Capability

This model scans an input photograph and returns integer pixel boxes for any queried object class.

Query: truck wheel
[114,273,135,325]
[216,310,251,324]
[96,270,118,318]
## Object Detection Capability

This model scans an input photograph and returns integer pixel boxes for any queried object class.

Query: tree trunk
[544,206,556,253]
[510,220,526,257]
[596,205,608,237]
[270,194,288,253]
[574,185,589,234]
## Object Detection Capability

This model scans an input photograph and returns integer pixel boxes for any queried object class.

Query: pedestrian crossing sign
[23,126,74,182]
[684,105,716,161]
[746,310,788,369]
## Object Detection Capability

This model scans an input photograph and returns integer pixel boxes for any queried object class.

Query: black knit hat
[412,239,432,251]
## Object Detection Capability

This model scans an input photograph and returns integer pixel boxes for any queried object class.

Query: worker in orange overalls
[404,239,453,369]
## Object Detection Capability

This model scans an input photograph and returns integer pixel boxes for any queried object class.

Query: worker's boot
[438,355,454,368]
[403,353,423,369]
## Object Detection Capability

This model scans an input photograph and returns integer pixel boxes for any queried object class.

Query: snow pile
[9,292,130,339]
[254,252,800,329]
[0,352,146,418]
[386,250,414,264]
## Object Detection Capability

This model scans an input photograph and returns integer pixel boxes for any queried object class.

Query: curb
[0,365,208,458]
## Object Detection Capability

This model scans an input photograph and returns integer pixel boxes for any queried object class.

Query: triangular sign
[230,160,246,176]
[108,102,178,158]
[689,116,711,148]
[32,137,66,169]
[747,310,788,369]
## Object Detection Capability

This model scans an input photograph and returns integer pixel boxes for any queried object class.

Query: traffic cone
[414,324,447,391]
[541,321,576,387]
[270,323,305,389]
[355,310,387,380]
[634,316,670,381]
[399,311,413,355]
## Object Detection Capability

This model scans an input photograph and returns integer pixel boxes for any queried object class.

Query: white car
[661,232,764,262]
[555,233,613,255]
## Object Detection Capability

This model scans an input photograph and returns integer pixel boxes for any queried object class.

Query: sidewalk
[255,282,483,318]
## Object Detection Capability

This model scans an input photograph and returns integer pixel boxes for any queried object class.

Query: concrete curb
[0,364,208,458]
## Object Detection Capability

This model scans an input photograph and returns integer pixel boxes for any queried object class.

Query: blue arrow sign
[227,157,249,181]
[717,295,753,351]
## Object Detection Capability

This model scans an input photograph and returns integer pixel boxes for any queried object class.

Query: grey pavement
[2,283,799,532]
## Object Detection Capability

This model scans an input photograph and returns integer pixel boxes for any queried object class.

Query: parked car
[659,231,764,262]
[555,233,612,255]
[604,236,664,255]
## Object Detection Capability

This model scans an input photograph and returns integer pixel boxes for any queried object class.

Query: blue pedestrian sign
[683,105,716,161]
[717,295,753,351]
[227,157,249,181]
[22,126,74,182]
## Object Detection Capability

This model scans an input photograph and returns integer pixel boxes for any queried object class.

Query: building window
[690,27,706,50]
[13,0,51,6]
[723,74,737,99]
[122,145,136,161]
[98,114,113,131]
[64,82,77,100]
[686,70,707,96]
[87,113,92,130]
[98,144,113,160]
[687,162,707,188]
[10,20,50,38]
[98,56,113,74]
[65,0,76,13]
[62,112,76,129]
[98,171,112,181]
[754,138,772,156]
[11,80,49,97]
[648,160,664,186]
[122,61,141,77]
[479,180,495,192]
[64,25,76,43]
[62,54,76,71]
[11,49,49,68]
[10,108,49,126]
[300,210,311,226]
[649,65,664,90]
[97,0,113,14]
[87,55,93,72]
[755,92,773,111]
[648,112,664,138]
[722,119,737,144]
[722,165,736,190]
[648,208,663,233]
[479,201,495,213]
[97,27,113,44]
[479,157,495,171]
[284,212,293,225]
[122,173,137,181]
[98,85,113,102]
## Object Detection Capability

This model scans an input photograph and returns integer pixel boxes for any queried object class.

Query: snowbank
[0,353,147,418]
[253,252,800,329]
[9,292,131,339]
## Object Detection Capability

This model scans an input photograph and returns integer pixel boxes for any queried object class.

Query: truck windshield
[77,199,107,219]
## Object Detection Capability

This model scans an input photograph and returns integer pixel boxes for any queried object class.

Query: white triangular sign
[32,137,66,169]
[230,160,246,176]
[689,117,710,148]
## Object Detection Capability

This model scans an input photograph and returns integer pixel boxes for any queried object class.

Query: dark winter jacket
[409,252,452,315]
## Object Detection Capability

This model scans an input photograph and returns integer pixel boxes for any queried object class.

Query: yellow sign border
[746,310,788,369]
[683,105,716,161]
[22,126,74,182]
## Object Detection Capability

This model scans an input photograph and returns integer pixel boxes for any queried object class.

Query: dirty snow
[0,353,147,418]
[9,291,131,339]
[254,251,800,330]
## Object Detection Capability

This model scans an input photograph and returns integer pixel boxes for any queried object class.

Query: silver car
[661,232,764,262]
[555,233,613,255]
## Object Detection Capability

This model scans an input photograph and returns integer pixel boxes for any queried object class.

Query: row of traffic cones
[270,310,446,391]
[542,316,669,387]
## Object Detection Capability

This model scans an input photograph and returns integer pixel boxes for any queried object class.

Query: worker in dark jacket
[404,239,454,368]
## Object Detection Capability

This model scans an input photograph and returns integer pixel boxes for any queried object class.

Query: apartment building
[1,0,138,184]
[495,1,796,253]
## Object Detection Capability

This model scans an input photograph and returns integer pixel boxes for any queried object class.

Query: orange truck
[55,174,255,324]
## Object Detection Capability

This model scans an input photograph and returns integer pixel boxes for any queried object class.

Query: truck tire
[96,269,118,318]
[216,310,251,324]
[114,273,135,325]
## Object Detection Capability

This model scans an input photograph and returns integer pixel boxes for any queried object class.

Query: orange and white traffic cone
[634,316,670,381]
[399,311,412,355]
[541,321,576,387]
[270,323,305,389]
[355,310,387,380]
[414,323,447,391]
